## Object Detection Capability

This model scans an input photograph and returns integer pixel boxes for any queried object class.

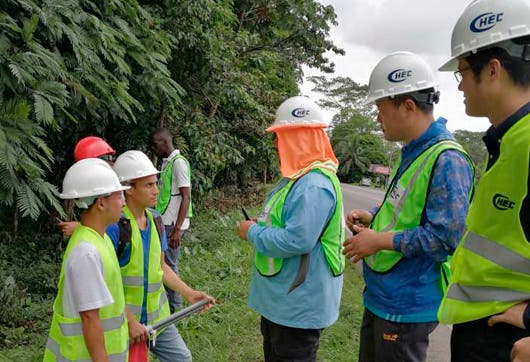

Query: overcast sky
[300,0,491,133]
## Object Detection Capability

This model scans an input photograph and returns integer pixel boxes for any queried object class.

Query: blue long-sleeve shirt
[364,118,474,322]
[247,171,343,329]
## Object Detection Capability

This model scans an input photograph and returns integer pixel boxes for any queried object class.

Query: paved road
[341,183,451,362]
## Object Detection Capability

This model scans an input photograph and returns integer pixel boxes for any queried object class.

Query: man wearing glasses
[437,0,530,360]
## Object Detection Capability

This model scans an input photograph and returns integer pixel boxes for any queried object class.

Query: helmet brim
[60,184,130,199]
[266,122,328,133]
[439,56,459,72]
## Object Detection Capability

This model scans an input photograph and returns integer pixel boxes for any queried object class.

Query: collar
[163,149,180,162]
[484,102,530,144]
[402,117,451,154]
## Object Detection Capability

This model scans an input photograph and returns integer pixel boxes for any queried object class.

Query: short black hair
[389,88,438,115]
[465,36,530,87]
[150,127,172,141]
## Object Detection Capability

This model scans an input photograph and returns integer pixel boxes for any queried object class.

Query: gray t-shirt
[62,242,113,318]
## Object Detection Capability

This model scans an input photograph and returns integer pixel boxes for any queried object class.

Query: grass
[0,202,365,362]
[173,206,365,362]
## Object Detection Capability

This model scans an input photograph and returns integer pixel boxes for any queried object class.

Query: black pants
[359,309,438,362]
[260,317,322,362]
[451,317,530,362]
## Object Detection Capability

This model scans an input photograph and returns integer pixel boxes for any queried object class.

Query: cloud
[301,0,491,132]
[327,0,467,57]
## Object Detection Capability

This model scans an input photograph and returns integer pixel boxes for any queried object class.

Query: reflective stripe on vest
[156,154,193,218]
[125,290,168,322]
[438,113,530,324]
[120,206,170,327]
[254,163,345,280]
[58,314,125,337]
[367,140,472,272]
[43,225,128,362]
[46,337,128,362]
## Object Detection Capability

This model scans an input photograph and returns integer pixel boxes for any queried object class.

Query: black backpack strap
[153,214,164,242]
[117,216,132,258]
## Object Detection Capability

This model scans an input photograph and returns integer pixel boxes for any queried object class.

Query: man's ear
[487,58,502,80]
[125,187,134,197]
[95,196,105,211]
[403,97,417,113]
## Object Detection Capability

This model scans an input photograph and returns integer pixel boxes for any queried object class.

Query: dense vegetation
[0,0,343,230]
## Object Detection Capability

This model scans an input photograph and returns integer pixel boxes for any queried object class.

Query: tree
[308,76,392,182]
[0,0,182,228]
[0,0,344,229]
[453,129,486,180]
[144,0,344,193]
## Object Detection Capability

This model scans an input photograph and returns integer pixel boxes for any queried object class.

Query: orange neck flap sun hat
[267,96,338,179]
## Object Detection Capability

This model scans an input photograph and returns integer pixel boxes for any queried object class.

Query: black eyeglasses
[98,154,116,162]
[454,66,472,83]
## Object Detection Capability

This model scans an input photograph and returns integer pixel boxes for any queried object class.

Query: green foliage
[453,129,486,181]
[309,76,394,182]
[0,0,343,226]
[308,75,375,122]
[0,98,63,221]
[144,0,342,193]
[0,0,182,224]
[0,232,61,351]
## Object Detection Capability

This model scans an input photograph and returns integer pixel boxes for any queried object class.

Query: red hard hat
[74,136,115,161]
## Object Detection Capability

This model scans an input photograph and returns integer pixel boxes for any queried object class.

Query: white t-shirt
[160,149,191,230]
[62,242,114,318]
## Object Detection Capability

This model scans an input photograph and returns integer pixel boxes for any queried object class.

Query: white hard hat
[440,0,530,71]
[113,150,159,183]
[365,51,439,105]
[60,158,129,200]
[266,96,328,132]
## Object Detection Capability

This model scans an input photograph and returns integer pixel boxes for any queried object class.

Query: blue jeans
[164,225,185,312]
[150,324,191,362]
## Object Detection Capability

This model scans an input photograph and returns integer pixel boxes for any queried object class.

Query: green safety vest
[254,164,345,279]
[43,225,128,362]
[367,140,473,285]
[438,114,530,324]
[121,206,170,327]
[156,153,193,218]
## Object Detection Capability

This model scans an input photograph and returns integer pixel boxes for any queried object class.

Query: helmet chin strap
[413,90,440,105]
[389,90,440,105]
[74,197,96,209]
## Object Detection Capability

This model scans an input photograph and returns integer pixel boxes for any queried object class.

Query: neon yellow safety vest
[121,206,170,327]
[255,164,346,278]
[367,140,473,282]
[438,114,530,324]
[156,153,193,218]
[43,225,128,362]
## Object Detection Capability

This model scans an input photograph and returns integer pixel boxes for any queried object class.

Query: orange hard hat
[74,136,115,161]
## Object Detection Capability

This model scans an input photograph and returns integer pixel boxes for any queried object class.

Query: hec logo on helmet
[388,69,412,83]
[470,12,503,33]
[493,193,515,210]
[292,108,310,118]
